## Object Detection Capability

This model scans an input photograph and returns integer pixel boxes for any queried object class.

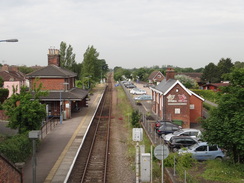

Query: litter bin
[172,119,183,126]
[63,111,66,120]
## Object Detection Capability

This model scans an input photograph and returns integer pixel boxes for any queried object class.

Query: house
[0,65,26,98]
[202,82,229,92]
[148,71,165,85]
[150,68,204,128]
[26,48,88,120]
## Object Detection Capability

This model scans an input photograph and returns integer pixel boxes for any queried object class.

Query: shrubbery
[0,133,33,163]
[191,89,221,103]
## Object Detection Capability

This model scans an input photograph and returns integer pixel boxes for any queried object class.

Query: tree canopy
[202,67,244,163]
[60,41,76,71]
[3,84,47,134]
[81,46,108,88]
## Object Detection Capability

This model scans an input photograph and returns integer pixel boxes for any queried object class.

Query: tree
[3,84,47,134]
[201,68,244,163]
[81,46,99,81]
[234,61,244,68]
[175,75,198,89]
[18,65,35,74]
[0,76,3,87]
[201,62,219,83]
[59,41,76,71]
[217,58,234,80]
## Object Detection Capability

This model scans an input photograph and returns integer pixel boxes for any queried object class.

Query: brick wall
[0,154,22,183]
[30,78,65,90]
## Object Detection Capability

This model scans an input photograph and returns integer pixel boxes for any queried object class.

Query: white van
[163,128,202,143]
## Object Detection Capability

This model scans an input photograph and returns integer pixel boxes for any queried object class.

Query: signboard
[132,128,143,142]
[154,145,169,160]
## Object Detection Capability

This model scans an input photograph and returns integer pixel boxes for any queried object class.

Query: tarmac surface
[22,84,105,183]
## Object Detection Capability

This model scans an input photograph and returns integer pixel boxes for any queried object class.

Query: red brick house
[148,71,165,85]
[150,68,204,128]
[202,82,229,92]
[26,49,88,120]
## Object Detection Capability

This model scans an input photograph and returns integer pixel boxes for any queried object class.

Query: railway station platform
[23,84,105,183]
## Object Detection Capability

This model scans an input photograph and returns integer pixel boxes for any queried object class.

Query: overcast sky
[1,0,243,69]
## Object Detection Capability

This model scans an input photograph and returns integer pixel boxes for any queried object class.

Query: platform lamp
[28,130,41,183]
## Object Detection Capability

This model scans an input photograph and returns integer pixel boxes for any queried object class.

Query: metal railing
[40,117,59,139]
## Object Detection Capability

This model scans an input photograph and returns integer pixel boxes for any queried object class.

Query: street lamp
[28,130,41,183]
[60,82,69,124]
[0,39,18,42]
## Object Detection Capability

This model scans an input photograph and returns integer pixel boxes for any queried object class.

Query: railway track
[66,76,112,183]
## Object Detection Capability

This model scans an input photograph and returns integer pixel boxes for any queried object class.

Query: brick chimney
[166,68,175,80]
[48,48,60,67]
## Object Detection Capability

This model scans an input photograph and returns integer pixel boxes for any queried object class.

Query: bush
[191,89,221,103]
[131,110,141,127]
[0,133,33,163]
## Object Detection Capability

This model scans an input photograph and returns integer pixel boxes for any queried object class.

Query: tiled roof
[203,83,230,87]
[26,65,77,78]
[0,71,25,81]
[148,71,162,79]
[37,88,88,101]
[154,79,177,93]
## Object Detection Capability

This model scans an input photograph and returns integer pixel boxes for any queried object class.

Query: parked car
[126,84,136,88]
[130,88,140,94]
[131,89,146,95]
[143,83,149,87]
[163,128,202,143]
[168,136,198,152]
[134,95,152,100]
[154,120,181,130]
[155,122,181,136]
[178,142,225,161]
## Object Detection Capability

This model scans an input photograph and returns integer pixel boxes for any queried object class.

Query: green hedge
[191,89,221,103]
[0,133,33,163]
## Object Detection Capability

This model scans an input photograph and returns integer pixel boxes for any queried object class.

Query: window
[196,146,207,151]
[175,108,180,114]
[191,132,198,136]
[165,126,172,131]
[181,132,190,136]
[209,145,218,151]
[190,104,195,109]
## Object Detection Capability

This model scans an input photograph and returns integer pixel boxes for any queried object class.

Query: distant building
[148,71,165,85]
[0,65,26,98]
[151,68,204,128]
[202,82,230,92]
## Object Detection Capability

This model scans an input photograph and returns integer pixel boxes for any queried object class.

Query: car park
[163,128,202,143]
[168,136,198,152]
[178,142,225,161]
[134,95,152,100]
[155,122,181,136]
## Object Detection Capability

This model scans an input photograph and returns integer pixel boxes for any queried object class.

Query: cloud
[0,0,244,69]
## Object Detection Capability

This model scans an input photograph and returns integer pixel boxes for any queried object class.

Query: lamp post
[60,82,69,124]
[28,130,41,183]
[0,39,18,42]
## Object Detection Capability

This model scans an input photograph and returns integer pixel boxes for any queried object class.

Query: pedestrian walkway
[23,84,105,183]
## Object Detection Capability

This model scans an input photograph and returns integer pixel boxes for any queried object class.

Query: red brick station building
[151,68,204,128]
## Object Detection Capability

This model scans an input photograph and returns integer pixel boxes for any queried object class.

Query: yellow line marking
[44,92,101,183]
